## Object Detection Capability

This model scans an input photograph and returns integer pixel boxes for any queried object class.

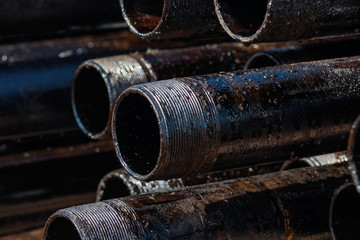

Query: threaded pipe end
[112,79,219,180]
[43,200,144,240]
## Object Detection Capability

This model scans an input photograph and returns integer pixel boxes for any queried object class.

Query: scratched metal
[214,0,360,43]
[120,0,226,40]
[112,56,360,180]
[281,152,347,170]
[44,164,348,240]
[73,42,274,139]
[330,183,360,240]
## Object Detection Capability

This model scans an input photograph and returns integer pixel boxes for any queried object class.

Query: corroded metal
[214,0,360,43]
[281,152,347,170]
[44,165,349,240]
[73,43,266,139]
[330,183,360,240]
[96,163,282,201]
[112,56,360,180]
[245,39,360,69]
[348,115,360,193]
[120,0,224,40]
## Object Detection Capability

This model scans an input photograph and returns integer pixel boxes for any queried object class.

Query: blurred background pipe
[330,183,360,240]
[96,163,283,201]
[73,42,273,139]
[213,0,360,43]
[280,152,347,171]
[244,39,360,69]
[0,0,124,39]
[44,164,349,240]
[112,56,360,180]
[120,0,225,40]
[348,115,360,193]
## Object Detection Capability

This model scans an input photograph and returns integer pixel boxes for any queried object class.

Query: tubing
[330,183,360,240]
[348,115,360,193]
[44,164,348,240]
[0,31,156,145]
[0,151,119,236]
[244,39,360,69]
[0,0,123,37]
[214,0,360,43]
[73,43,267,139]
[112,56,360,180]
[281,153,347,170]
[96,163,282,201]
[120,0,225,40]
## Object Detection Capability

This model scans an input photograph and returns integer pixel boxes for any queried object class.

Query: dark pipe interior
[245,54,280,69]
[45,217,81,240]
[73,67,110,136]
[115,93,160,176]
[101,177,131,200]
[331,184,360,240]
[282,160,310,170]
[122,0,164,34]
[216,0,268,37]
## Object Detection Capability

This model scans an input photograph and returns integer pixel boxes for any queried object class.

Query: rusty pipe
[348,115,360,193]
[112,56,360,180]
[244,39,360,69]
[73,43,267,139]
[330,183,360,240]
[214,0,360,43]
[96,163,282,201]
[120,0,225,40]
[281,152,347,171]
[44,164,348,240]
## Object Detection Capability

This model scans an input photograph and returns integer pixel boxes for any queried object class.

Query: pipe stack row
[0,0,358,239]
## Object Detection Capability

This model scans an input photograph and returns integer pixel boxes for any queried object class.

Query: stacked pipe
[0,0,357,238]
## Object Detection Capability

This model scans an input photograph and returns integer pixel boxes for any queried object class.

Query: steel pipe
[281,153,347,170]
[330,183,360,240]
[120,0,225,40]
[112,56,360,180]
[244,39,360,69]
[214,0,360,43]
[96,163,282,201]
[73,42,272,139]
[348,115,360,193]
[44,164,348,240]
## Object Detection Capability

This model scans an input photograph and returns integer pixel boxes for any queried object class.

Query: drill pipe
[73,42,271,139]
[281,153,347,170]
[0,0,123,37]
[0,31,162,145]
[329,183,360,240]
[96,163,282,201]
[44,164,348,240]
[120,0,225,40]
[0,151,119,236]
[244,39,360,69]
[348,115,360,193]
[112,56,360,180]
[213,0,360,43]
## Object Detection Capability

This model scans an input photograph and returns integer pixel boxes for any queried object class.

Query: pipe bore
[113,92,160,178]
[330,183,360,240]
[44,217,81,240]
[72,66,110,139]
[214,0,268,40]
[121,0,164,36]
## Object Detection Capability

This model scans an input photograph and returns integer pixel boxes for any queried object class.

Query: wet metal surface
[281,152,347,170]
[214,0,360,43]
[73,42,273,139]
[44,164,349,240]
[347,115,360,193]
[113,56,360,180]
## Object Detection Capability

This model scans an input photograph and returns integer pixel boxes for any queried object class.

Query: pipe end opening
[121,0,164,36]
[113,92,160,178]
[98,177,131,201]
[44,217,81,240]
[330,184,360,240]
[215,0,268,39]
[73,66,110,139]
